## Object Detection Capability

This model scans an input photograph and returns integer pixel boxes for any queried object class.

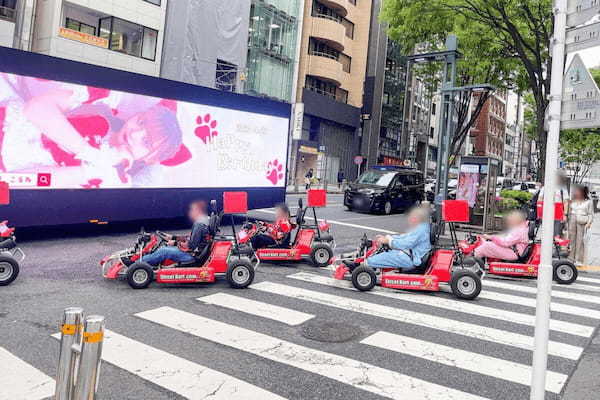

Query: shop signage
[354,155,364,165]
[291,103,304,140]
[299,145,319,155]
[58,27,109,49]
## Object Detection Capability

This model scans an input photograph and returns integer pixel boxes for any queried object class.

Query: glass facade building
[246,0,301,102]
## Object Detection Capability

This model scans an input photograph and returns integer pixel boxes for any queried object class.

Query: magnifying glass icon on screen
[37,173,51,187]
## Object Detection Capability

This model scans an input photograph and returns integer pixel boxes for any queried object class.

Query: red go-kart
[238,190,335,267]
[100,193,258,289]
[457,201,577,285]
[0,221,24,286]
[333,201,482,300]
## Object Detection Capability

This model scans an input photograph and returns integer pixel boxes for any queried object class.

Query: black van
[344,166,425,214]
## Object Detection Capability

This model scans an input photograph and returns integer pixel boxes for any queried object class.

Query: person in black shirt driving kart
[141,200,209,266]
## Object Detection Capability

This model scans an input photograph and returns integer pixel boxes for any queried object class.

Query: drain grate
[300,321,362,343]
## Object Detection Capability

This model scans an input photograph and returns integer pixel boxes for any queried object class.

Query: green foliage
[590,68,600,89]
[559,129,600,183]
[381,0,553,178]
[500,190,533,204]
[498,197,520,212]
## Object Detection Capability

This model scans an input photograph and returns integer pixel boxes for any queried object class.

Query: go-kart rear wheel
[126,262,154,289]
[0,255,19,286]
[227,259,255,289]
[450,270,482,300]
[351,266,377,291]
[310,244,333,267]
[553,260,578,284]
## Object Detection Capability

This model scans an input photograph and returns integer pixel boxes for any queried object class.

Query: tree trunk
[536,107,547,183]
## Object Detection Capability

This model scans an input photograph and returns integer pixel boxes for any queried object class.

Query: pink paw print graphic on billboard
[266,159,284,185]
[195,114,218,144]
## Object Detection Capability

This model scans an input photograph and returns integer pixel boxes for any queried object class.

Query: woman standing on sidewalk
[569,185,594,265]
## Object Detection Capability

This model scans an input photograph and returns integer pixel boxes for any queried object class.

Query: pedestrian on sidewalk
[304,168,314,191]
[337,169,345,190]
[539,170,570,237]
[568,185,594,266]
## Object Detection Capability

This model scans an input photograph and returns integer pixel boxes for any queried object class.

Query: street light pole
[530,0,567,398]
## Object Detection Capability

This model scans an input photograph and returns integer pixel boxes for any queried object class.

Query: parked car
[344,166,425,214]
[512,181,539,194]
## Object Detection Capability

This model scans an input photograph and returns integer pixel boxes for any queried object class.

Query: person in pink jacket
[474,210,530,260]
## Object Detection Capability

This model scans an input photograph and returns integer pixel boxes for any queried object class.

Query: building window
[0,0,16,22]
[98,17,158,60]
[312,0,342,23]
[65,18,96,35]
[309,38,339,59]
[339,53,352,73]
[216,59,238,92]
[305,75,347,103]
[143,0,161,5]
[341,18,354,39]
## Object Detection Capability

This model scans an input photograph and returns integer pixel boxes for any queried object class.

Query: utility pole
[530,0,567,398]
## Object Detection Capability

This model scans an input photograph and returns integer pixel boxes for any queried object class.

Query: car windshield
[357,170,396,187]
[527,183,537,189]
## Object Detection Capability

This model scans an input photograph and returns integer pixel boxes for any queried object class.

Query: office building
[289,0,372,187]
[470,91,507,159]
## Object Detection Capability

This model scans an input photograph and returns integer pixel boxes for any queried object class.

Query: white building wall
[0,19,15,47]
[33,0,166,76]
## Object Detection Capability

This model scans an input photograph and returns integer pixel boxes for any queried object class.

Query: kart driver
[474,210,529,261]
[250,203,293,249]
[141,200,210,266]
[366,207,431,271]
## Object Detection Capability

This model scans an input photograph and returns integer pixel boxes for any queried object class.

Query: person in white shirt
[538,171,570,237]
[568,185,594,265]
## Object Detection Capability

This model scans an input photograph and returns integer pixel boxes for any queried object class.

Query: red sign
[0,181,9,205]
[223,192,248,214]
[307,189,327,208]
[354,155,364,165]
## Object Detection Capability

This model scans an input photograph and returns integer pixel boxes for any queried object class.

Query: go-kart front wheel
[351,266,377,291]
[0,255,19,286]
[310,244,333,267]
[450,270,482,300]
[126,262,154,289]
[553,260,578,284]
[462,256,485,277]
[227,259,255,289]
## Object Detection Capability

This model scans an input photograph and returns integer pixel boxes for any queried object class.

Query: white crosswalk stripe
[251,281,583,360]
[197,292,314,326]
[136,306,492,400]
[577,275,600,284]
[478,288,600,319]
[0,347,55,400]
[288,272,595,337]
[484,279,600,306]
[361,331,568,394]
[51,329,286,400]
[554,282,600,293]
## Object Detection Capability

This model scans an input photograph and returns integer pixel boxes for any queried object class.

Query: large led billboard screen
[0,72,289,189]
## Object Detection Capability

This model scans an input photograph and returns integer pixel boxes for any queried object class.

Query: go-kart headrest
[528,221,537,241]
[430,222,439,245]
[208,213,220,236]
[296,207,307,226]
[298,198,304,209]
[223,192,248,214]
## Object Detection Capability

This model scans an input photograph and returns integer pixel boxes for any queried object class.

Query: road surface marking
[553,282,600,293]
[137,306,491,400]
[362,331,567,394]
[0,347,55,400]
[478,290,600,320]
[576,275,600,284]
[483,279,600,306]
[51,330,286,400]
[288,272,594,337]
[254,208,398,234]
[197,293,314,326]
[250,282,582,360]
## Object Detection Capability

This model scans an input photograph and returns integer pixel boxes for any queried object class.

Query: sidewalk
[286,185,346,194]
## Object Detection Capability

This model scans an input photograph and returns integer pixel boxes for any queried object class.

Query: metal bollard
[72,315,105,400]
[55,307,84,400]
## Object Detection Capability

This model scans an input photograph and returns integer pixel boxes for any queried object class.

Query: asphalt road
[1,193,600,400]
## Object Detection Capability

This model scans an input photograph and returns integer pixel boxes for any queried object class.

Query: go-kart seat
[177,243,212,267]
[397,223,437,274]
[512,222,536,263]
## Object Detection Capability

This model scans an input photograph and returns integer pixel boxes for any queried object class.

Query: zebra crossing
[5,270,600,400]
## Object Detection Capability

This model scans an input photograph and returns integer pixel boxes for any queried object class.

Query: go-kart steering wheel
[155,230,171,241]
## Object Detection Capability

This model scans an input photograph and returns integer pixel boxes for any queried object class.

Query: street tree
[382,0,553,179]
[559,129,600,184]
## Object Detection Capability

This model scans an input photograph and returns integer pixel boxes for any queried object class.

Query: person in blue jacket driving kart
[367,207,431,272]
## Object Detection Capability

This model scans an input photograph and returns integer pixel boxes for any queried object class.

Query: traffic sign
[353,156,363,165]
[562,4,600,129]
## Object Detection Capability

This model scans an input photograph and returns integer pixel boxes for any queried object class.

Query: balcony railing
[0,6,16,22]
